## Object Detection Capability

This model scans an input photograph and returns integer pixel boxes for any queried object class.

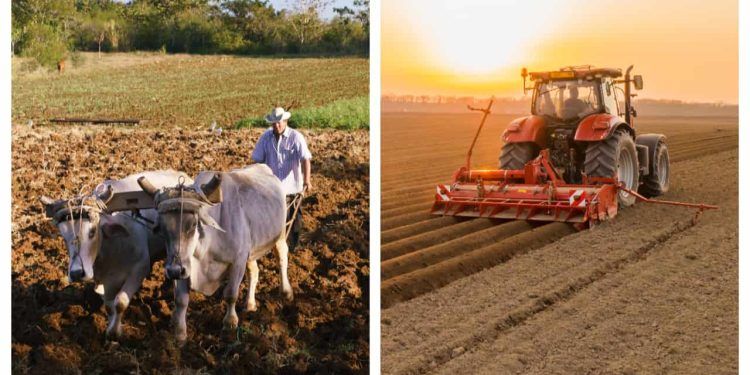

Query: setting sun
[383,0,738,103]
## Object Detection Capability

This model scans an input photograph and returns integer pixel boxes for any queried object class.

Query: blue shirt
[251,127,312,195]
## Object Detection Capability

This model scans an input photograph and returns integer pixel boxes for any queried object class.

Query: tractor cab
[523,66,643,125]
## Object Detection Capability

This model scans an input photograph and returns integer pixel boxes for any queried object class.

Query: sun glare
[383,0,738,102]
[412,0,568,76]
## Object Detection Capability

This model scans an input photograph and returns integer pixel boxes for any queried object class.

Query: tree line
[12,0,369,69]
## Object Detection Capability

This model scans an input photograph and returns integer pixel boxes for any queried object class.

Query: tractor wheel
[584,130,639,207]
[499,142,538,170]
[639,141,669,197]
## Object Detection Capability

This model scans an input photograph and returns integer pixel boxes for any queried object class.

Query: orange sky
[382,0,738,103]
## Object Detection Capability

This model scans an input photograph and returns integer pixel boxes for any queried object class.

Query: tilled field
[11,126,369,373]
[381,113,737,373]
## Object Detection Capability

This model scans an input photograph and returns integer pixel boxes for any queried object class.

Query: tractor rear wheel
[584,130,639,207]
[639,141,669,197]
[499,142,538,170]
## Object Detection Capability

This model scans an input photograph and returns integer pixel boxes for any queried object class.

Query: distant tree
[286,0,330,50]
[11,0,369,59]
[221,0,284,53]
[12,0,78,68]
[82,10,121,57]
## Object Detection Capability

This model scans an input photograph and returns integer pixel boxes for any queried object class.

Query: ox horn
[137,176,158,197]
[40,196,56,206]
[200,174,223,204]
[40,196,59,218]
[97,185,114,204]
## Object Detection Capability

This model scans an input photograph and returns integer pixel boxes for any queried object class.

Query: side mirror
[633,75,643,90]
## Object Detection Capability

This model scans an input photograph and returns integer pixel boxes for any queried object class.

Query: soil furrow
[382,219,496,260]
[381,223,576,309]
[382,201,435,220]
[417,217,700,374]
[382,220,535,280]
[382,211,436,231]
[381,217,461,244]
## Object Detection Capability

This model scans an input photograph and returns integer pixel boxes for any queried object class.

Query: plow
[432,66,717,228]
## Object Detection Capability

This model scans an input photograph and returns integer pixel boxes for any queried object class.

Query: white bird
[27,120,33,128]
[214,127,223,136]
[209,120,217,132]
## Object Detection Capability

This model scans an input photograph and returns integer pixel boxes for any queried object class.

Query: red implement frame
[432,149,620,225]
[431,103,718,228]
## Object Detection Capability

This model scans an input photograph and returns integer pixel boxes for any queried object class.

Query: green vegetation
[12,53,369,129]
[12,0,369,70]
[235,96,368,130]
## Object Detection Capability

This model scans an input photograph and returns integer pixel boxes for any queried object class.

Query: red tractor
[432,65,715,227]
[501,65,667,205]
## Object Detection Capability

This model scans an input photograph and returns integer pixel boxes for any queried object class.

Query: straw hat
[265,107,292,123]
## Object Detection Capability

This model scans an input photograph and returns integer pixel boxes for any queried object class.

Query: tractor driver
[562,86,588,119]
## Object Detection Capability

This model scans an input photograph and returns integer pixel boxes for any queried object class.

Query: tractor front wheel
[499,142,538,170]
[584,130,639,207]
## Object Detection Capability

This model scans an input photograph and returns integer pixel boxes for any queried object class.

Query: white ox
[40,170,192,339]
[138,164,292,341]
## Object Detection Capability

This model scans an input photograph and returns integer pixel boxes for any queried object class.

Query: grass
[11,52,369,129]
[235,96,368,130]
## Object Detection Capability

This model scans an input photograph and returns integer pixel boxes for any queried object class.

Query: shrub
[235,96,369,130]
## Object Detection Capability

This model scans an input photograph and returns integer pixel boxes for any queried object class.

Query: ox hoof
[105,327,122,342]
[174,330,187,343]
[246,301,258,313]
[282,289,294,302]
[223,315,239,331]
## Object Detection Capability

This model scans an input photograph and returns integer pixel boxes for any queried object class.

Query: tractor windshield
[534,80,600,120]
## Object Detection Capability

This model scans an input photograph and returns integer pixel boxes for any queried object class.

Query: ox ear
[198,209,225,233]
[101,216,130,238]
[102,222,130,238]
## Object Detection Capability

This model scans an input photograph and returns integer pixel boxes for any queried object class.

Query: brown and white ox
[40,170,192,339]
[137,164,292,341]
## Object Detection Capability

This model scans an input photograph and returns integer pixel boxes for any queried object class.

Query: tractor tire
[499,142,538,170]
[639,141,669,197]
[584,130,639,207]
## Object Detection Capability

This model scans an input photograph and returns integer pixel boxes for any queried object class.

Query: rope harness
[174,176,186,271]
[51,187,107,273]
[150,176,210,272]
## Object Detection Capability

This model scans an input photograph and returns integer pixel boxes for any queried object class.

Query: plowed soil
[11,126,369,374]
[381,113,737,374]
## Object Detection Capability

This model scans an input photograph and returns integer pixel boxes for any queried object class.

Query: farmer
[251,107,312,250]
[563,86,588,118]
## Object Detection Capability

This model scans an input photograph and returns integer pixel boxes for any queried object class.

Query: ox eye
[88,227,96,239]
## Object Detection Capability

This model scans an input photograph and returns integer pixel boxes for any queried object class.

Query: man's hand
[302,158,312,193]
